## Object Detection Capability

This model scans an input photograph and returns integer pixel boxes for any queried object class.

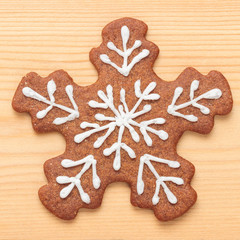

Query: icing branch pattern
[74,80,168,171]
[100,25,150,77]
[22,79,79,125]
[137,154,184,205]
[167,80,222,122]
[56,155,101,203]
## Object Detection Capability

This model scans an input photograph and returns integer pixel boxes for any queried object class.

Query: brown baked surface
[12,18,233,221]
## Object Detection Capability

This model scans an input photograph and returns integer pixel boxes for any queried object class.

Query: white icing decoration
[22,79,79,125]
[56,155,101,203]
[167,80,222,122]
[100,25,150,77]
[137,154,184,205]
[74,80,168,171]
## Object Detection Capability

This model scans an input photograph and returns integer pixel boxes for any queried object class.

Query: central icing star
[74,80,168,170]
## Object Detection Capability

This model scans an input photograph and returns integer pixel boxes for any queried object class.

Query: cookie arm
[39,154,113,220]
[166,67,233,135]
[12,70,81,133]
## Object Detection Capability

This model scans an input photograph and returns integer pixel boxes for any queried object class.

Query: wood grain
[0,0,240,239]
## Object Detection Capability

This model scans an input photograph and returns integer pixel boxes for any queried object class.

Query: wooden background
[0,0,239,239]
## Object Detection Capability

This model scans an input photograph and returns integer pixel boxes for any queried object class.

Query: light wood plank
[0,0,240,239]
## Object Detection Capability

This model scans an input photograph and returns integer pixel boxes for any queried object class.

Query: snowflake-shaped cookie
[12,17,233,221]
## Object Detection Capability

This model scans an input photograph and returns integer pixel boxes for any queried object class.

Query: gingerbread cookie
[12,18,233,221]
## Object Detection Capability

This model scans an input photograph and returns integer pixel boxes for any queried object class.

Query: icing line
[74,80,168,171]
[56,155,101,203]
[22,79,79,125]
[100,25,150,77]
[137,154,183,205]
[167,80,222,122]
